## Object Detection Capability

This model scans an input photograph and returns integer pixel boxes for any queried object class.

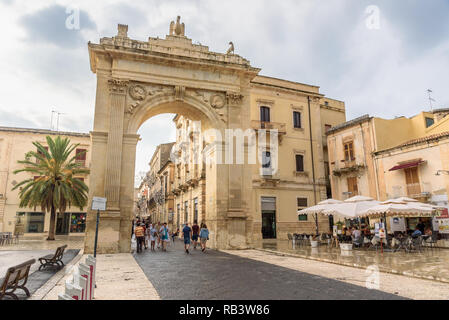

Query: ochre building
[0,127,91,237]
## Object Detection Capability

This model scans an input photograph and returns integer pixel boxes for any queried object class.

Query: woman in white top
[149,224,157,251]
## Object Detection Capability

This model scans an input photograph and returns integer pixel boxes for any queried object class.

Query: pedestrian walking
[145,223,152,250]
[156,222,162,249]
[172,228,179,245]
[134,223,146,253]
[192,220,200,250]
[150,224,157,251]
[199,223,209,252]
[159,223,170,252]
[182,223,192,254]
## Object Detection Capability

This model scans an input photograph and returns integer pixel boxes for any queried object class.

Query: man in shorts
[183,223,192,254]
[192,220,200,250]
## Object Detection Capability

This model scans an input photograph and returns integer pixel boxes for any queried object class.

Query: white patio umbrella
[297,199,343,215]
[321,196,380,219]
[297,199,343,235]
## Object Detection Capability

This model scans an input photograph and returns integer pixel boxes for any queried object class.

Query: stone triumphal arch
[84,20,261,253]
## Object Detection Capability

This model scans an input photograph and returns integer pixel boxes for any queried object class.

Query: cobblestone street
[133,240,406,300]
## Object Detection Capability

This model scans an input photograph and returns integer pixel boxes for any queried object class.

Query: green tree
[12,136,90,240]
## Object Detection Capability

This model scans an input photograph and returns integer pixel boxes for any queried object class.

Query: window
[347,177,358,196]
[75,149,87,166]
[295,154,304,172]
[297,198,308,207]
[325,124,332,133]
[184,201,189,223]
[262,151,271,168]
[261,151,272,176]
[405,167,421,196]
[260,106,270,122]
[194,198,199,222]
[177,204,181,229]
[293,111,301,128]
[425,117,435,128]
[297,198,308,221]
[344,141,355,162]
[70,213,86,233]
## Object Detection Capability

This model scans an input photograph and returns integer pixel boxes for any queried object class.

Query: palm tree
[12,136,90,240]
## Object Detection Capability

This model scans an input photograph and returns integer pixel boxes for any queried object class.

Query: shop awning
[389,160,425,171]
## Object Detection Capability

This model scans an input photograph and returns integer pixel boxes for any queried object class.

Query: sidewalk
[39,253,160,300]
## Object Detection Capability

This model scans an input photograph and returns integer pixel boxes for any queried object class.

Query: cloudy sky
[0,0,448,183]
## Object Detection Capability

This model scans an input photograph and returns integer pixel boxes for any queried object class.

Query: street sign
[92,197,107,211]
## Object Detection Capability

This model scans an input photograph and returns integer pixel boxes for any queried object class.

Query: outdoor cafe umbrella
[297,199,343,215]
[297,199,343,235]
[359,199,437,233]
[320,196,380,220]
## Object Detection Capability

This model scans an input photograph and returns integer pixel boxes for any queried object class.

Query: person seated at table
[352,227,361,239]
[411,227,422,238]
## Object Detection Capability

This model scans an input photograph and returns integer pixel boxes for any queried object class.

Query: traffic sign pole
[94,209,100,258]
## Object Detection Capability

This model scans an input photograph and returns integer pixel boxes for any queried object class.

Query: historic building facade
[139,77,346,240]
[0,127,91,237]
[84,19,346,253]
[327,109,449,206]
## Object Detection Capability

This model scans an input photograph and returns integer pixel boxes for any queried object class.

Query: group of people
[132,219,210,254]
[133,220,171,253]
[181,220,210,254]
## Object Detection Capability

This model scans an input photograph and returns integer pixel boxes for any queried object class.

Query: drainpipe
[308,96,319,235]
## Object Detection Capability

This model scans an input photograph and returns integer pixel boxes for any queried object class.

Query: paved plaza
[4,238,449,300]
[255,240,449,283]
[133,241,404,300]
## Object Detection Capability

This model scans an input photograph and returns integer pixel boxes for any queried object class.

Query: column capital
[108,79,129,95]
[226,91,244,106]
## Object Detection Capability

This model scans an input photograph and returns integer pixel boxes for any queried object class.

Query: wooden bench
[0,259,36,300]
[38,245,68,270]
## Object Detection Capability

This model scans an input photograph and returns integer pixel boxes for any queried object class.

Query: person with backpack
[192,220,200,250]
[199,223,210,253]
[134,223,145,254]
[159,222,170,252]
[182,223,192,254]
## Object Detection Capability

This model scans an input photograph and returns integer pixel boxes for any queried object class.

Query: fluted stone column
[105,79,129,211]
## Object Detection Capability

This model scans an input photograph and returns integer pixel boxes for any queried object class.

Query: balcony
[251,121,287,134]
[75,159,87,167]
[332,160,365,177]
[390,183,432,199]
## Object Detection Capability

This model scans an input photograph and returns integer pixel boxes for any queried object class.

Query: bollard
[78,263,92,300]
[86,255,96,299]
[72,268,88,300]
[65,278,83,300]
[58,293,75,300]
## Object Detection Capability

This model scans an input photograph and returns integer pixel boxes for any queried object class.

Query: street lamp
[436,170,449,176]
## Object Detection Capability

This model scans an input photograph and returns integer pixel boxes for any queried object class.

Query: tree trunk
[47,205,56,241]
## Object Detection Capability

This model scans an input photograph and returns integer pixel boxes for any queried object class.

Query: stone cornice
[250,82,324,99]
[89,42,261,78]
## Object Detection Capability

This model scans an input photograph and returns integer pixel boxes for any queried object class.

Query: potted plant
[310,234,319,248]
